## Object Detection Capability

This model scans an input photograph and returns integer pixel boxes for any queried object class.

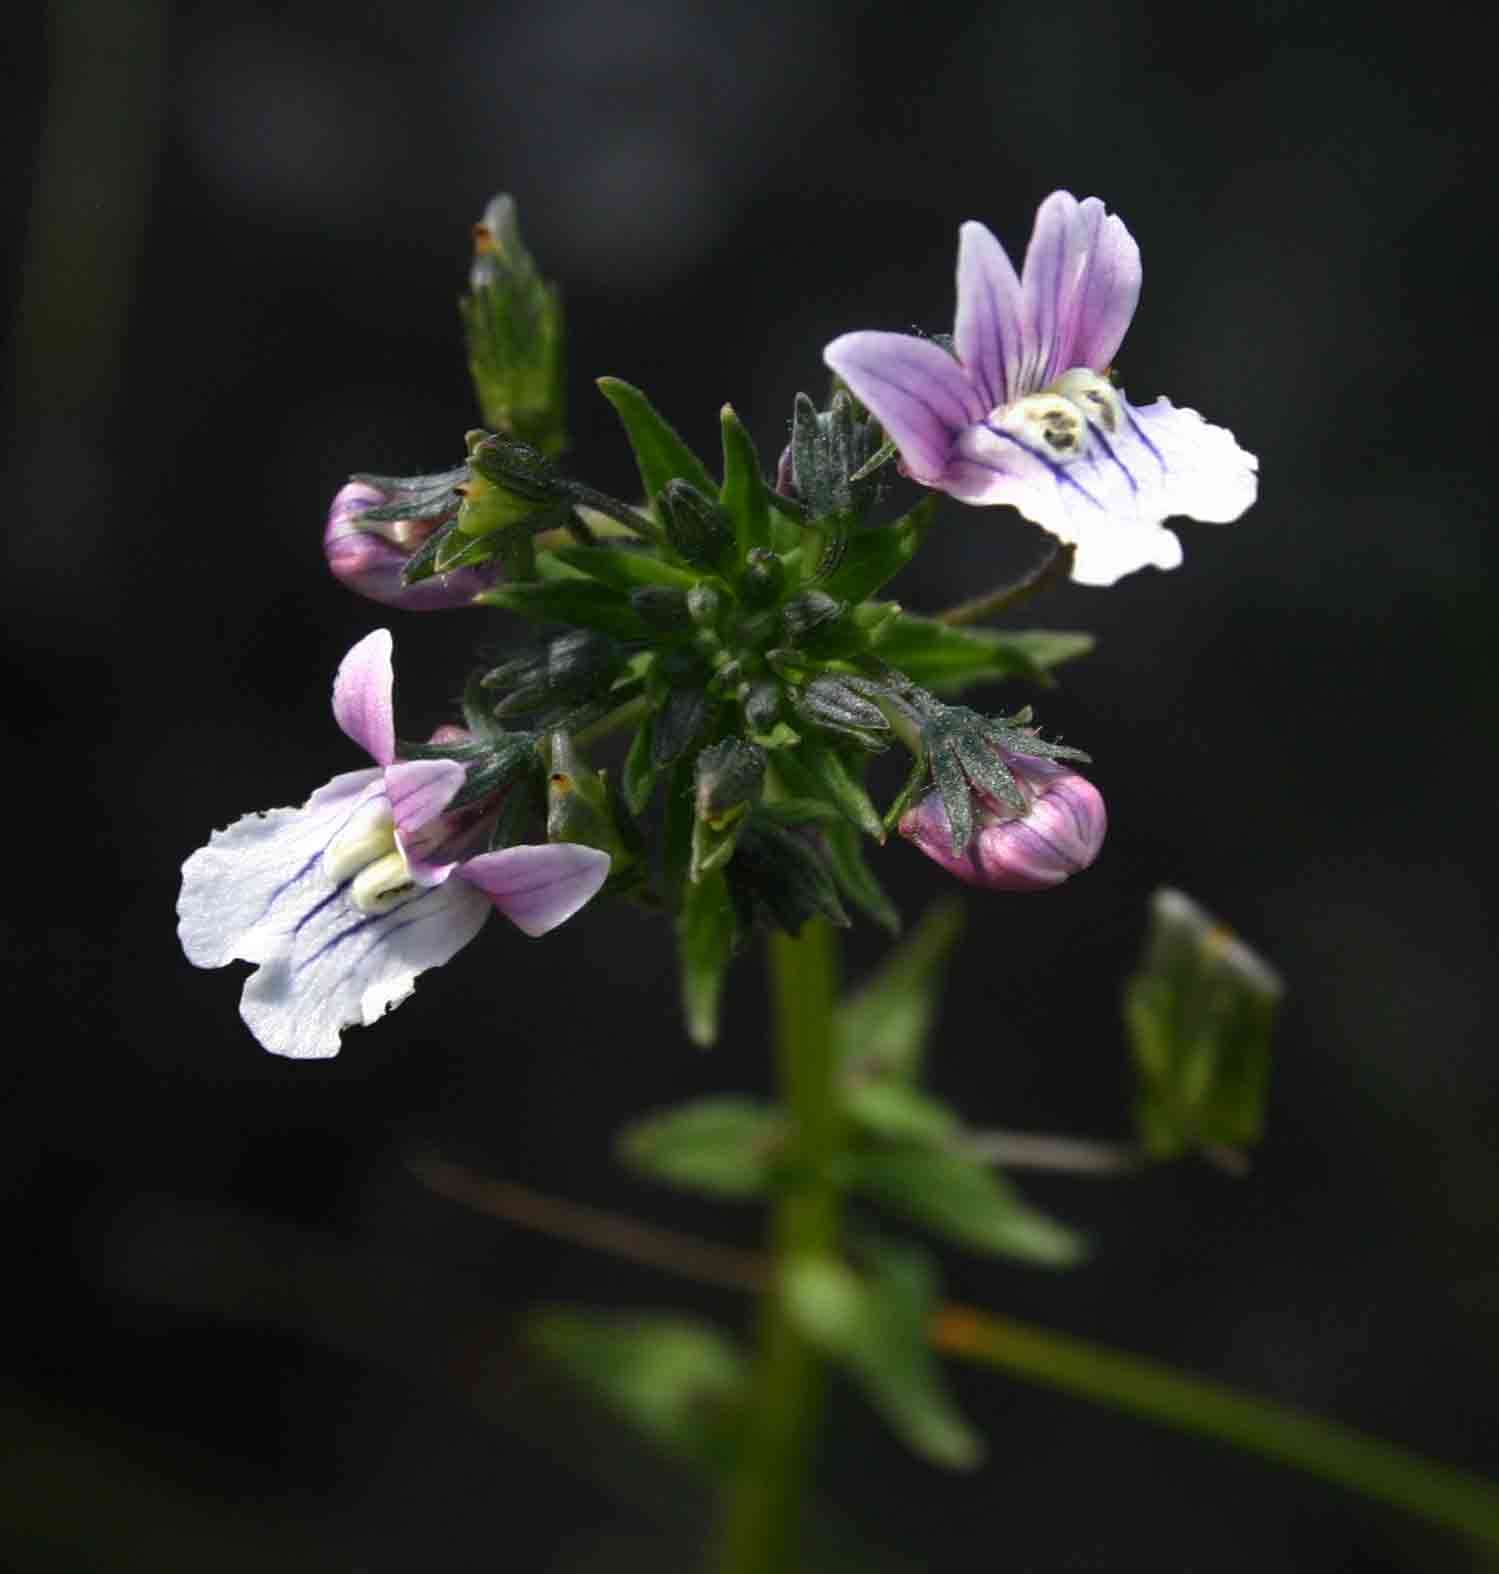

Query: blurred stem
[937,541,1074,626]
[711,920,844,1574]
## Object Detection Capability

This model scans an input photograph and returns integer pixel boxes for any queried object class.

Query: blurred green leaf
[1125,887,1283,1161]
[623,718,658,817]
[550,542,700,592]
[835,897,964,1083]
[817,817,900,935]
[619,1096,781,1196]
[530,1310,746,1467]
[871,614,1094,694]
[478,577,652,640]
[598,377,717,505]
[776,733,885,841]
[853,1146,1085,1267]
[843,1080,960,1147]
[785,1244,982,1470]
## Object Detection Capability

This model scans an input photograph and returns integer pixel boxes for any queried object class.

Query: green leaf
[776,734,884,842]
[818,497,935,604]
[1125,887,1283,1161]
[784,1245,982,1470]
[871,613,1095,694]
[818,818,900,935]
[835,897,964,1082]
[597,377,717,505]
[719,404,772,557]
[677,867,738,1048]
[618,1094,781,1196]
[529,1310,745,1466]
[852,1147,1086,1267]
[623,719,658,817]
[550,542,700,592]
[843,1081,960,1147]
[478,578,652,640]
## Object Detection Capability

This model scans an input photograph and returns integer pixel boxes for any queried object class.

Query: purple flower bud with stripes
[899,753,1106,892]
[324,480,500,609]
[177,629,610,1058]
[824,192,1257,586]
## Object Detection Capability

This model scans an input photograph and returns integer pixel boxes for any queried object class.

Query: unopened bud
[659,480,737,574]
[899,754,1105,892]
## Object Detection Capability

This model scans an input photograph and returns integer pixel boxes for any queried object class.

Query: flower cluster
[181,191,1255,1054]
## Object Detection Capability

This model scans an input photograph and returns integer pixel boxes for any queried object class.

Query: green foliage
[871,615,1095,695]
[676,867,738,1048]
[852,1146,1086,1267]
[598,376,717,504]
[785,1243,983,1470]
[1126,887,1283,1161]
[618,1094,783,1196]
[529,1310,745,1466]
[478,577,653,640]
[719,405,772,557]
[550,542,700,592]
[817,498,936,604]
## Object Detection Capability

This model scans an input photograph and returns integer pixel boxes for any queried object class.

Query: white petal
[178,769,384,968]
[238,876,491,1060]
[947,394,1257,587]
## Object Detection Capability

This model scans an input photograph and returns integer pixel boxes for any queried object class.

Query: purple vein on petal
[980,423,1106,508]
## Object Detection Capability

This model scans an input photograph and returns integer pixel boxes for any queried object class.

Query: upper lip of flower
[822,191,1258,587]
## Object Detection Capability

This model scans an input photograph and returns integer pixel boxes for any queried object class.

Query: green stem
[933,1305,1499,1546]
[712,920,844,1574]
[936,541,1074,626]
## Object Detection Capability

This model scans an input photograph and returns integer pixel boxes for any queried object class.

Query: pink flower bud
[323,481,499,610]
[899,753,1106,892]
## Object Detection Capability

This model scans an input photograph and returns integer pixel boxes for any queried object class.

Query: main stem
[712,919,844,1574]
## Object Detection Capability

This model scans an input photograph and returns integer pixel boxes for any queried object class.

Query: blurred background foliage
[2,0,1490,1568]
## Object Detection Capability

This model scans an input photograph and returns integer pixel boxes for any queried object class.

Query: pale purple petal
[383,758,468,884]
[948,389,1255,586]
[332,629,396,765]
[178,768,385,969]
[238,874,491,1060]
[459,843,612,937]
[953,220,1026,408]
[1020,192,1141,387]
[325,516,502,610]
[823,330,982,484]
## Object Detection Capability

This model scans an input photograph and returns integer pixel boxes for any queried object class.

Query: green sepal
[597,377,717,505]
[819,497,936,605]
[478,578,652,640]
[528,1311,745,1468]
[618,1095,782,1196]
[651,685,712,768]
[401,519,457,586]
[677,867,738,1047]
[1125,888,1282,1161]
[546,731,633,871]
[719,404,772,558]
[433,526,499,575]
[777,734,885,842]
[835,897,963,1082]
[852,1147,1086,1267]
[550,542,700,593]
[784,1244,983,1470]
[871,615,1095,695]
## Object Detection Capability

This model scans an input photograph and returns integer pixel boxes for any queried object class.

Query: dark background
[3,0,1490,1569]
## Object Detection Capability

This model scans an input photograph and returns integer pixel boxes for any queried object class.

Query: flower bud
[899,754,1105,891]
[457,435,566,537]
[324,480,500,609]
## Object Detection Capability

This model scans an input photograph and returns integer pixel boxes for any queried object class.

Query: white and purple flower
[177,629,610,1059]
[824,192,1257,586]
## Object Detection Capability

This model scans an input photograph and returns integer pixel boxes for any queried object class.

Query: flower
[823,191,1257,586]
[899,752,1106,891]
[324,479,501,609]
[178,629,611,1058]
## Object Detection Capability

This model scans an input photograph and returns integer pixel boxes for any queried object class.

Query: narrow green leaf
[623,720,658,817]
[598,377,717,504]
[843,1081,960,1147]
[853,1147,1086,1267]
[720,404,772,557]
[785,1246,982,1471]
[529,1310,745,1467]
[478,578,652,640]
[550,542,700,592]
[819,497,936,604]
[818,818,901,935]
[677,866,737,1047]
[871,613,1095,694]
[835,897,964,1082]
[778,735,885,842]
[619,1095,782,1197]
